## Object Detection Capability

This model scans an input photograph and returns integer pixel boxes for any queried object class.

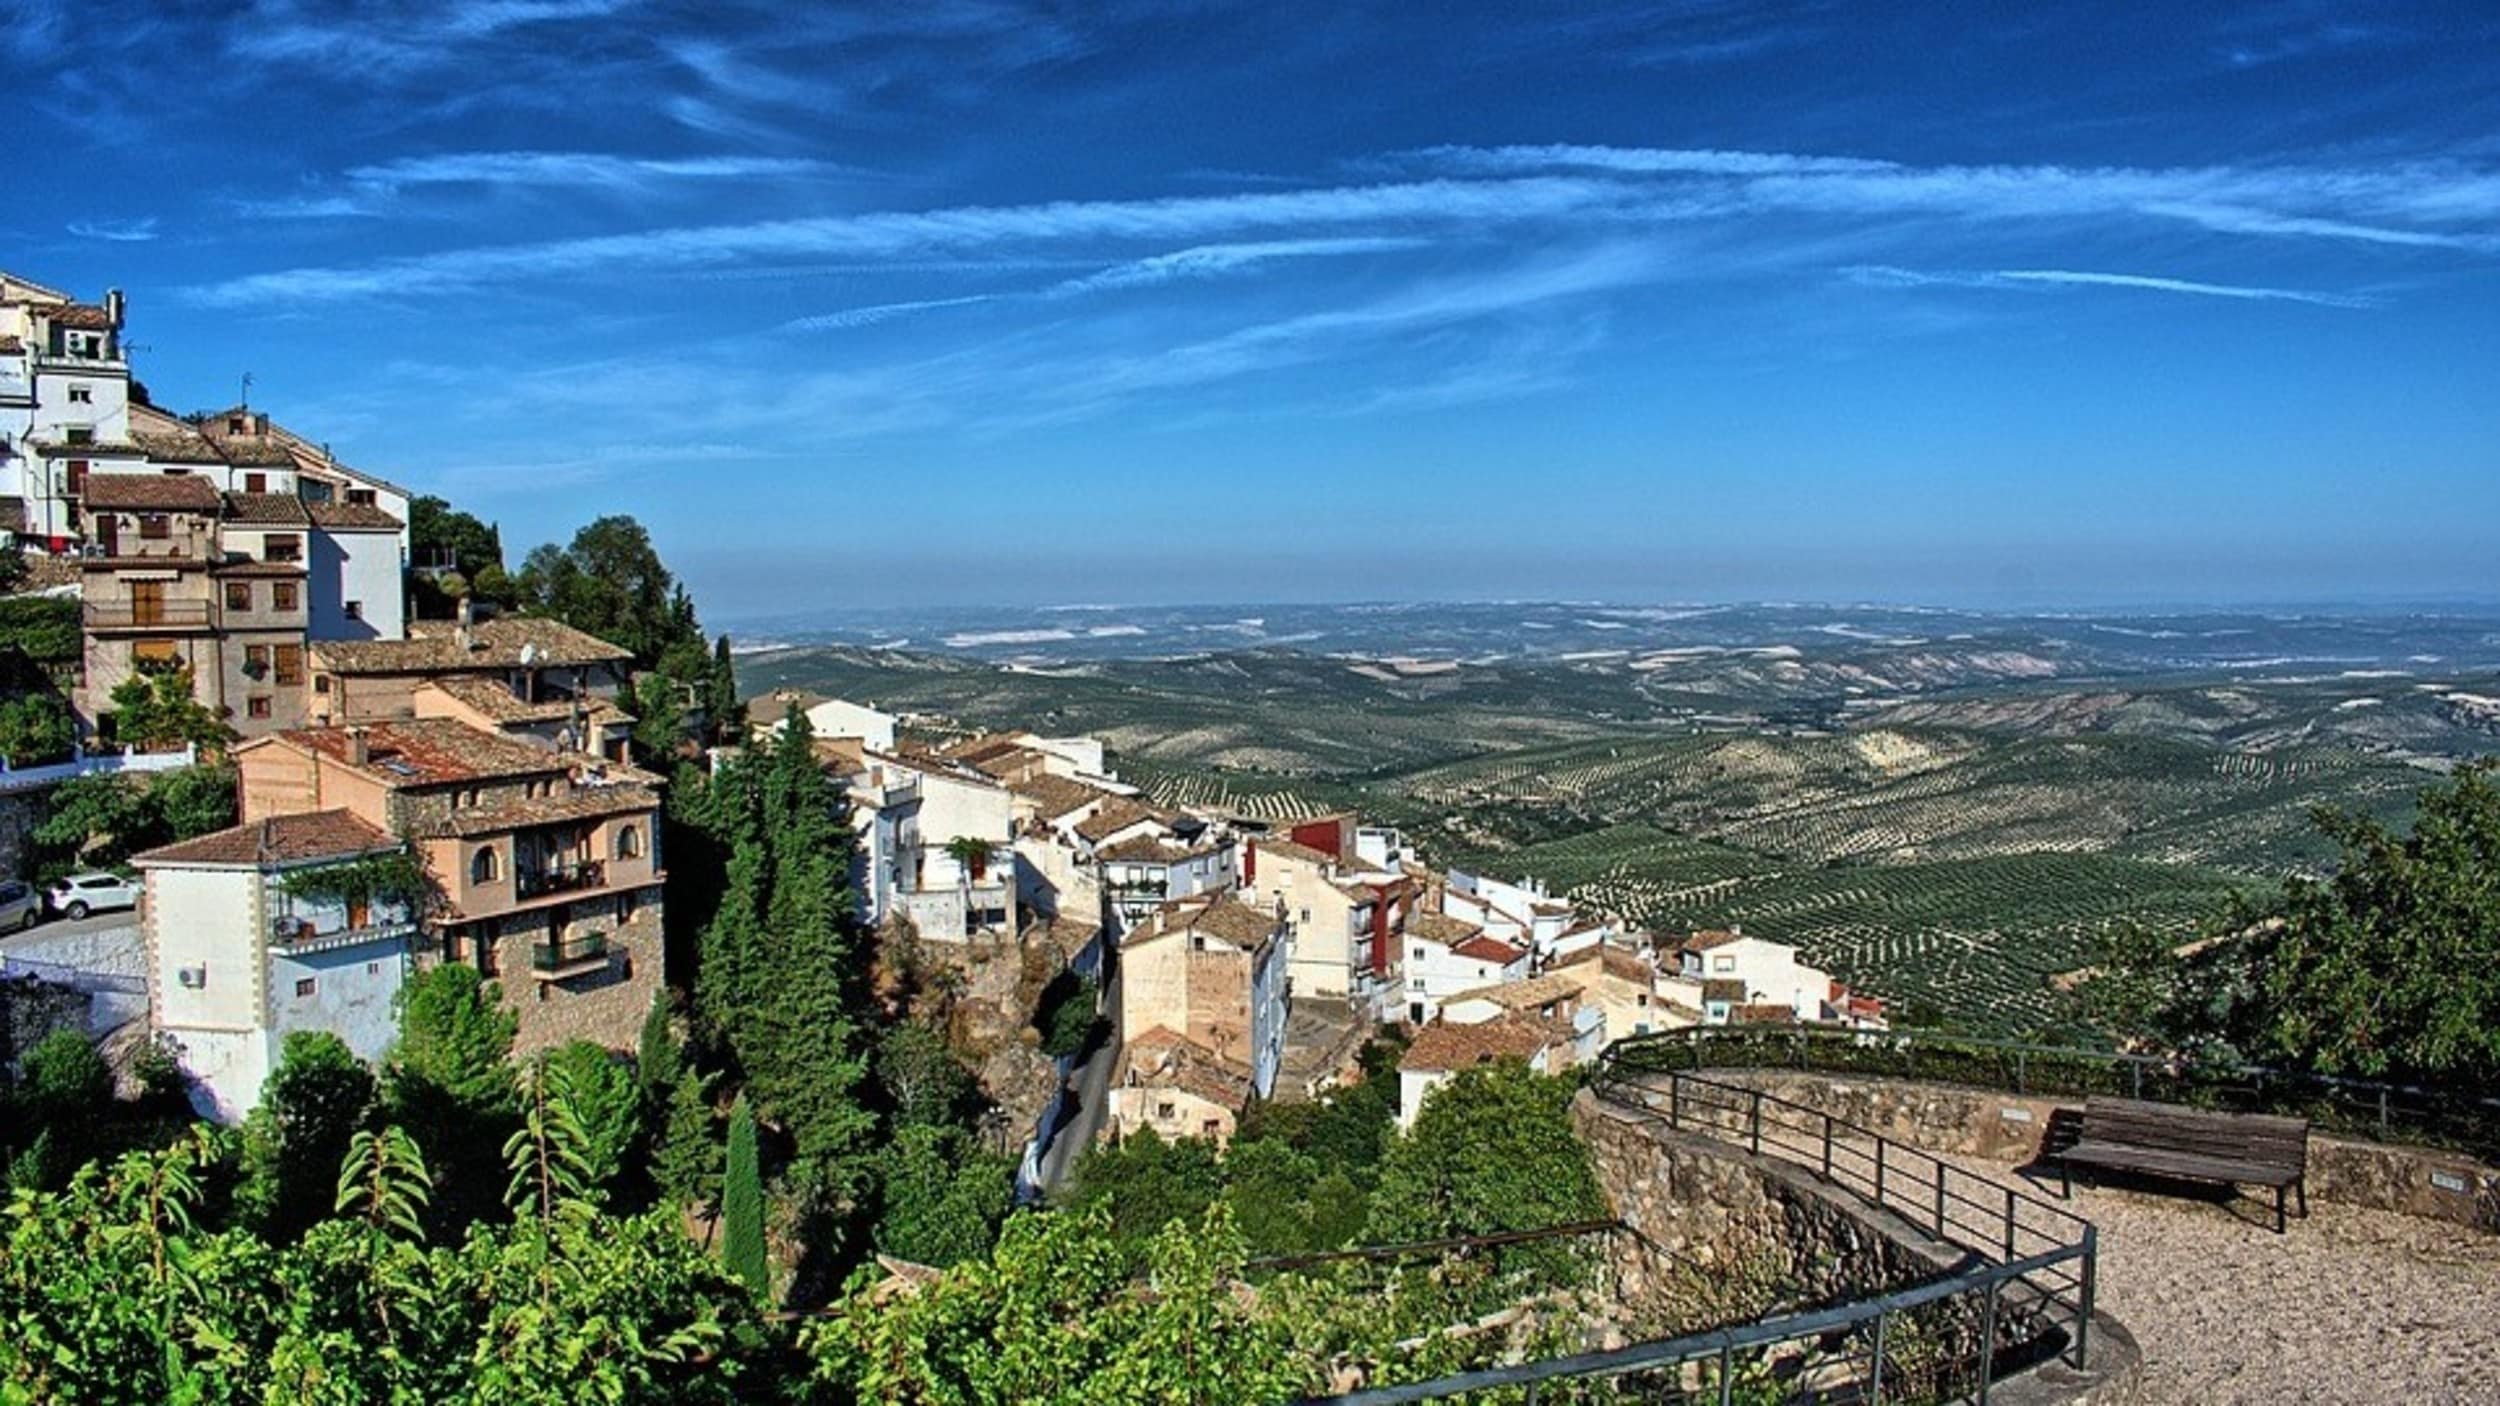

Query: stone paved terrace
[1965,1156,2500,1404]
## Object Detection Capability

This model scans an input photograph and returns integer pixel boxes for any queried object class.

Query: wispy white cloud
[1845,265,2380,308]
[781,295,998,332]
[183,177,1627,306]
[1410,144,1897,177]
[66,217,160,242]
[1040,237,1425,297]
[344,151,855,192]
[229,0,635,71]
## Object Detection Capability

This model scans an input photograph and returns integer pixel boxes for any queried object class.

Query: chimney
[456,595,474,650]
[105,289,125,328]
[345,726,370,767]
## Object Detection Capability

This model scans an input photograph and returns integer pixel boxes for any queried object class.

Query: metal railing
[517,859,607,900]
[1303,1064,2099,1405]
[1609,1025,2500,1161]
[530,931,608,974]
[84,599,214,629]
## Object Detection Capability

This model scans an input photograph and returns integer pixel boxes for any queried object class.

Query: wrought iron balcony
[516,859,607,900]
[85,599,215,630]
[531,930,609,979]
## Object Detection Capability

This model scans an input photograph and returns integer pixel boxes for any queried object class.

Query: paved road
[1034,964,1121,1196]
[0,906,143,967]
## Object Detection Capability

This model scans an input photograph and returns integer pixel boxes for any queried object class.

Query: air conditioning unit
[177,965,207,989]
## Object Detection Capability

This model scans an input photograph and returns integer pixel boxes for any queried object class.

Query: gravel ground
[2006,1167,2500,1405]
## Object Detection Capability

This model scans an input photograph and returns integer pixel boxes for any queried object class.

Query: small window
[1713,955,1736,973]
[68,385,92,404]
[617,891,637,925]
[247,696,271,720]
[344,600,363,621]
[264,534,301,563]
[274,644,304,686]
[227,416,244,433]
[294,977,316,998]
[1156,1101,1176,1119]
[613,825,642,861]
[243,472,266,493]
[246,644,271,675]
[272,581,298,611]
[314,675,332,694]
[225,581,252,611]
[139,514,170,540]
[471,847,499,884]
[65,426,93,446]
[132,638,179,664]
[347,488,376,506]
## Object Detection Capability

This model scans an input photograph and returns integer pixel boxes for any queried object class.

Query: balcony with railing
[265,890,419,957]
[85,598,215,631]
[532,930,609,980]
[517,858,608,900]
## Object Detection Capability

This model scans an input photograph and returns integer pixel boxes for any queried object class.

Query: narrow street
[1034,963,1121,1196]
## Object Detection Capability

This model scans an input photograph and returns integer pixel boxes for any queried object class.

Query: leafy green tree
[546,1040,639,1205]
[706,634,738,744]
[14,1028,111,1185]
[636,991,681,1109]
[516,516,683,670]
[237,1030,377,1243]
[876,1020,978,1130]
[0,691,73,766]
[2088,761,2500,1088]
[1366,1060,1605,1263]
[407,494,509,607]
[1220,1137,1331,1257]
[655,1066,724,1215]
[384,964,518,1236]
[0,594,82,667]
[32,762,236,875]
[105,665,229,751]
[723,1095,768,1296]
[1066,1128,1223,1253]
[871,1125,1014,1268]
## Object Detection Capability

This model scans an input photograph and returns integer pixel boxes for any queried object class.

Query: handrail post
[1875,1137,1886,1208]
[1978,1273,2002,1406]
[2002,1185,2017,1260]
[1869,1306,1889,1406]
[2073,1226,2098,1369]
[1670,1075,1682,1129]
[2130,1059,2142,1099]
[1821,1113,1834,1181]
[1934,1164,1948,1240]
[1718,1341,1735,1406]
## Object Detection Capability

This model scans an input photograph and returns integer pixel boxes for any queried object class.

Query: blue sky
[9,0,2498,620]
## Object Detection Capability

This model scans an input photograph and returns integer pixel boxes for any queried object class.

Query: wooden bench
[2060,1096,2310,1232]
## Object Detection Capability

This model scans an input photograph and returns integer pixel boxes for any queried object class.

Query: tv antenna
[240,371,253,408]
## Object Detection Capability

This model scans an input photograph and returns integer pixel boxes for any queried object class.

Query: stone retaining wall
[1692,1068,2500,1233]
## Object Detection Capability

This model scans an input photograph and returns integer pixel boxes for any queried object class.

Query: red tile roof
[1400,1015,1561,1073]
[260,718,568,787]
[79,472,220,512]
[306,500,403,531]
[133,809,396,868]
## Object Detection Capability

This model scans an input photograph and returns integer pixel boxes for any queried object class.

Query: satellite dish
[519,643,540,666]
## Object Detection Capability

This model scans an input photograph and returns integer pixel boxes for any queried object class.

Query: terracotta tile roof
[1095,834,1223,865]
[1115,1027,1253,1109]
[221,491,310,524]
[48,303,113,330]
[419,676,577,724]
[1439,971,1581,1014]
[79,472,220,512]
[943,733,1032,765]
[1407,911,1483,946]
[1076,797,1167,843]
[133,430,225,464]
[257,718,568,788]
[134,809,397,868]
[1681,928,1746,954]
[1452,934,1529,966]
[1553,944,1658,987]
[1733,1003,1796,1025]
[1009,773,1106,820]
[33,438,143,457]
[1702,978,1748,1005]
[1251,838,1337,868]
[205,437,298,468]
[1400,1015,1561,1073]
[306,500,403,531]
[745,688,830,725]
[210,558,309,577]
[1156,896,1278,950]
[419,781,660,839]
[315,617,630,676]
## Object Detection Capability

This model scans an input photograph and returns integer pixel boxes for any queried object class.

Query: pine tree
[636,991,680,1111]
[655,1067,723,1214]
[723,1095,767,1296]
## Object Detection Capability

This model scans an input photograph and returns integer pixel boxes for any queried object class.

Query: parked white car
[0,879,38,931]
[47,872,139,920]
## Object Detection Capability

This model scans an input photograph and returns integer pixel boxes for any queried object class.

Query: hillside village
[4,266,1880,1174]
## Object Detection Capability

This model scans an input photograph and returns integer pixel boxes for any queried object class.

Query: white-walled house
[132,810,419,1121]
[829,745,1016,941]
[1677,928,1885,1028]
[1443,869,1578,956]
[0,273,135,551]
[1400,911,1530,1025]
[1395,1014,1568,1130]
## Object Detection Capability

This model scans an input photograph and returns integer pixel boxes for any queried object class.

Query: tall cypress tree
[723,1094,767,1296]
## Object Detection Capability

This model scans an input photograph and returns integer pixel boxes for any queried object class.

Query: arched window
[471,847,500,884]
[614,825,642,861]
